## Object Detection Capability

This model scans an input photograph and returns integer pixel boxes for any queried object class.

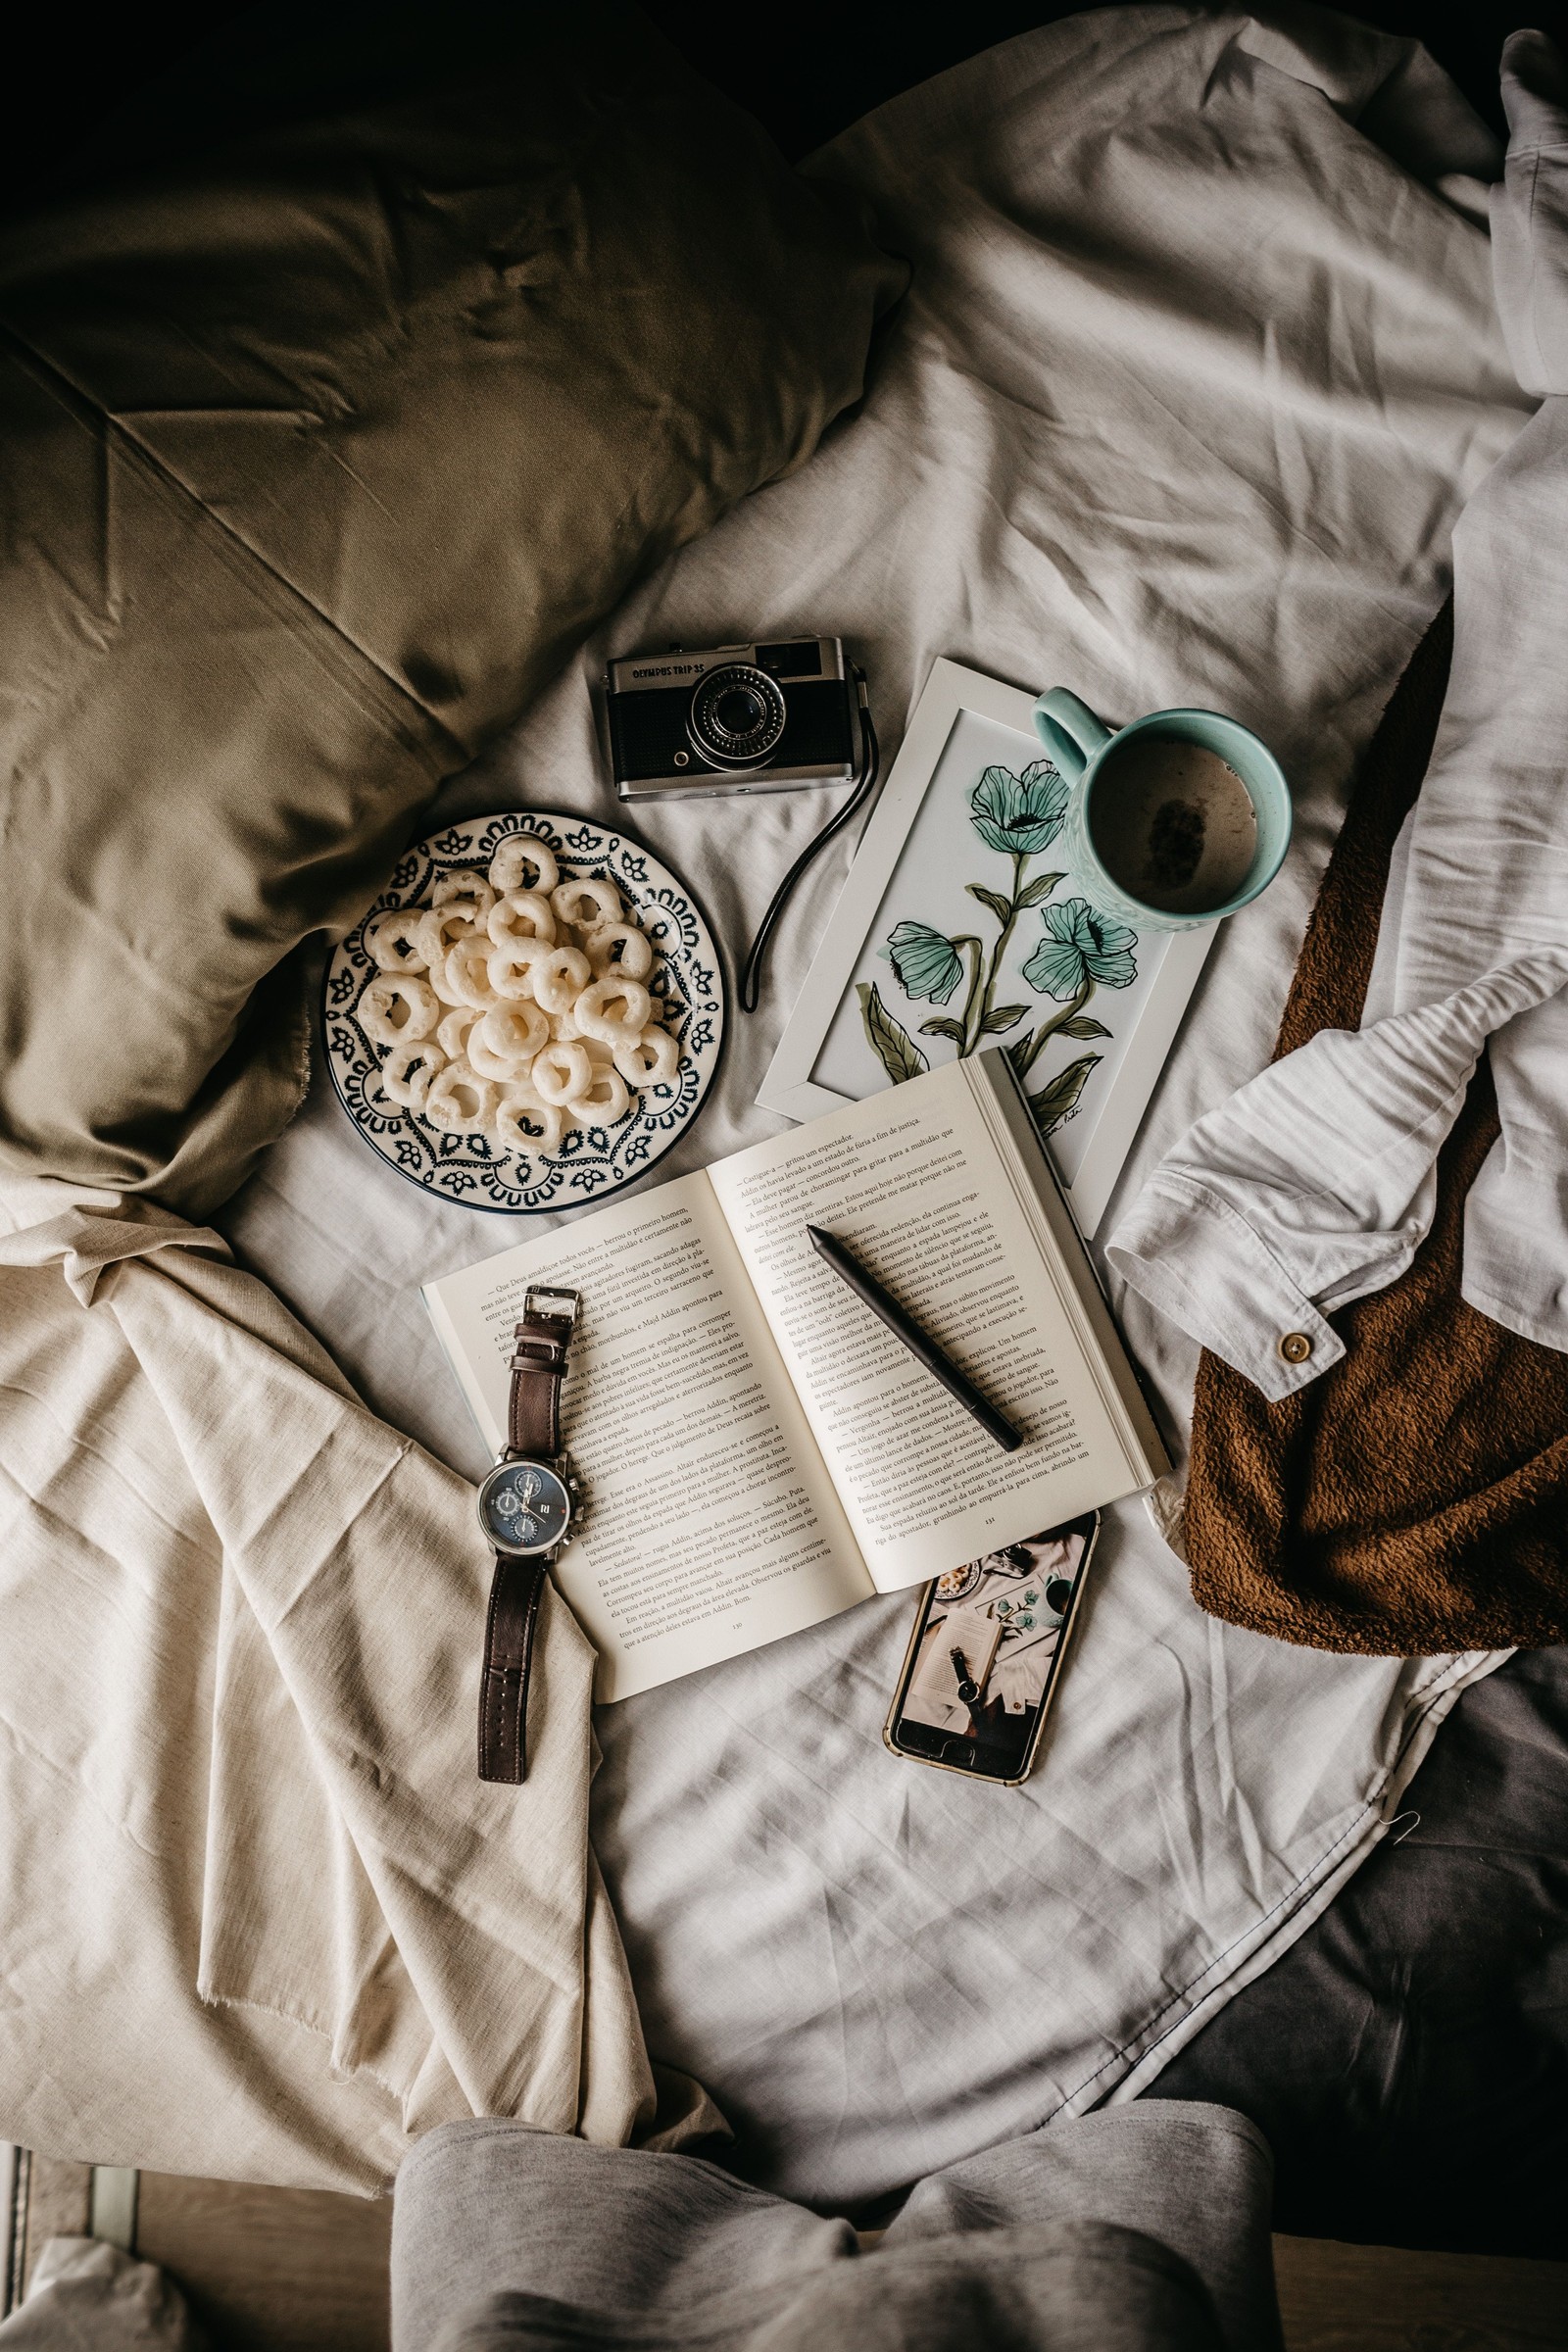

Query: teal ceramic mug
[1033,689,1292,933]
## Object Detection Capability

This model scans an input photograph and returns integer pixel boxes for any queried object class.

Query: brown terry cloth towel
[1184,601,1568,1656]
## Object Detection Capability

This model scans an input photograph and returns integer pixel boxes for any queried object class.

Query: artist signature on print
[322,812,724,1215]
[858,760,1139,1136]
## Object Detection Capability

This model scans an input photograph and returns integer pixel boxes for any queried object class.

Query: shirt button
[1278,1331,1313,1365]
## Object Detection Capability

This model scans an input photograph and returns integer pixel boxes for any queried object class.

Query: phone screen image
[886,1513,1099,1784]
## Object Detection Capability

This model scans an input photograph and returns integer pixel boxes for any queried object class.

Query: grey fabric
[891,2106,1280,2348]
[395,2127,856,2326]
[424,2228,1223,2352]
[1144,1643,1568,2259]
[391,2105,1278,2352]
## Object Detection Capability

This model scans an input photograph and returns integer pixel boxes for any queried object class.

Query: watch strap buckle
[520,1285,579,1330]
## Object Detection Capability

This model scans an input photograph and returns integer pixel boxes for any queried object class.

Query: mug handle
[1034,687,1111,781]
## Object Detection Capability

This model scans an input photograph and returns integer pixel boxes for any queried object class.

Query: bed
[221,2,1554,2229]
[3,0,1563,2257]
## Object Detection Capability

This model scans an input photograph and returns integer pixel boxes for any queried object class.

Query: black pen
[805,1223,1023,1452]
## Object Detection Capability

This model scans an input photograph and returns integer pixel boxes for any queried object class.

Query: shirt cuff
[1105,1174,1346,1403]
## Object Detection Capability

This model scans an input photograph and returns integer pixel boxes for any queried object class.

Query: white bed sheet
[220,5,1533,2207]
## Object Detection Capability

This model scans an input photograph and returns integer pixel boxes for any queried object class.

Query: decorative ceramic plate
[321,811,725,1214]
[933,1561,983,1604]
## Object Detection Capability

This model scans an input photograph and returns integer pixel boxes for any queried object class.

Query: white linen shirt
[1108,30,1568,1402]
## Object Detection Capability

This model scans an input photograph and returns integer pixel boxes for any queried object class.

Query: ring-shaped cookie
[495,1090,566,1158]
[553,1021,613,1065]
[574,975,652,1043]
[489,834,560,897]
[565,1066,631,1126]
[529,945,592,1016]
[487,939,548,1001]
[584,920,654,981]
[428,950,469,1006]
[416,906,480,972]
[480,1003,550,1064]
[467,1030,523,1083]
[432,869,496,917]
[548,1014,615,1075]
[366,909,429,972]
[445,936,502,1010]
[380,1037,447,1108]
[436,1005,482,1061]
[424,1063,495,1134]
[612,1024,681,1087]
[486,891,557,950]
[530,1039,593,1104]
[551,875,622,932]
[362,972,439,1046]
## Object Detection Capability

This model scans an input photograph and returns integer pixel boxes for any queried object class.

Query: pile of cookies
[358,831,680,1163]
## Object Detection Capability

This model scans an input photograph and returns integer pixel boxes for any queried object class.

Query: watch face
[478,1459,571,1554]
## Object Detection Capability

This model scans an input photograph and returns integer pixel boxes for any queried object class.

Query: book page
[708,1061,1145,1591]
[423,1174,871,1702]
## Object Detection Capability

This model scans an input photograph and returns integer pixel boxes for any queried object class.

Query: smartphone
[882,1512,1101,1786]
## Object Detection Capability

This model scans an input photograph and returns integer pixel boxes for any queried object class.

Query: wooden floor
[6,2152,1566,2348]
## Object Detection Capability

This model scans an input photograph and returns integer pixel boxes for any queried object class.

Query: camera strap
[739,664,879,1013]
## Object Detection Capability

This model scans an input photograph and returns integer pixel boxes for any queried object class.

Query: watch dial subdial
[478,1459,571,1554]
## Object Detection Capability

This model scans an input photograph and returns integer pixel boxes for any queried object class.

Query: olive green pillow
[0,6,901,1215]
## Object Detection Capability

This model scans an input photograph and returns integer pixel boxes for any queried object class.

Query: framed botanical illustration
[757,659,1213,1234]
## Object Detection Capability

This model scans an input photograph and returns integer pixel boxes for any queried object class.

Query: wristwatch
[474,1285,585,1785]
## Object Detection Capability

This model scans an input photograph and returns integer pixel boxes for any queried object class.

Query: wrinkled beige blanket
[0,1182,710,2189]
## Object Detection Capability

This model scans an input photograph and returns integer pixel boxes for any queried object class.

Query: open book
[424,1049,1169,1701]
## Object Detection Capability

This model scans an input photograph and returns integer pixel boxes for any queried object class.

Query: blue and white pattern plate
[321,811,725,1215]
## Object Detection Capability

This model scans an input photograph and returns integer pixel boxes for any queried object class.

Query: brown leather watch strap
[508,1316,572,1456]
[478,1293,578,1786]
[478,1553,548,1785]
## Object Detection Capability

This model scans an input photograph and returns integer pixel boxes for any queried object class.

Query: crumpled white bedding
[220,6,1534,2205]
[1109,29,1568,1399]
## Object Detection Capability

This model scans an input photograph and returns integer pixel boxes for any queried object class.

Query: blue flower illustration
[1023,898,1139,999]
[969,760,1069,856]
[887,919,964,1004]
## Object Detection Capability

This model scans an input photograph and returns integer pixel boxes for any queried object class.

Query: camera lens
[688,663,787,767]
[716,686,765,734]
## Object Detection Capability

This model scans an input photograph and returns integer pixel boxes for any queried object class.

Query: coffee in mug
[1087,735,1258,917]
[1032,688,1292,933]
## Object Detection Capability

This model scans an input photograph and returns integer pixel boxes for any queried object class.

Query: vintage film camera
[604,635,863,802]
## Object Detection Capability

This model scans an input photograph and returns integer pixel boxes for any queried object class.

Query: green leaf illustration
[858,982,929,1086]
[1028,1052,1102,1133]
[964,884,1013,925]
[981,1003,1030,1035]
[919,1015,967,1043]
[1056,1015,1113,1040]
[1015,872,1067,910]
